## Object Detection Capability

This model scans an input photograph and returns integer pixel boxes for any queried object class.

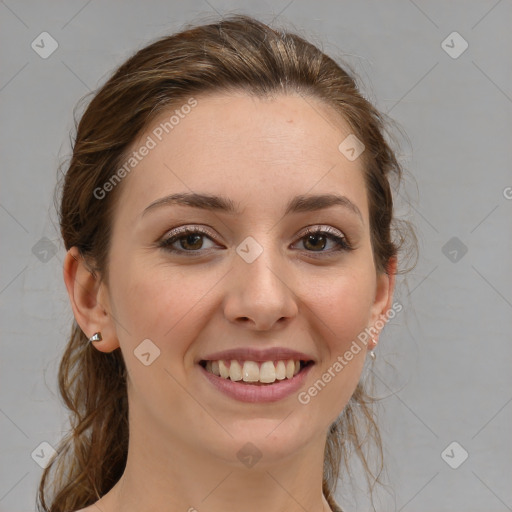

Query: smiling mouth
[199,359,314,385]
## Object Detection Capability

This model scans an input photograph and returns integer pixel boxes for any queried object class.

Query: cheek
[301,266,375,418]
[109,266,210,411]
[313,267,376,350]
[306,279,372,423]
[109,260,218,348]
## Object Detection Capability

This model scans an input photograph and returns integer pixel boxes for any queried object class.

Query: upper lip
[197,347,315,363]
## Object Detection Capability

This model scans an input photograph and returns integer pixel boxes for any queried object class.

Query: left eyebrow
[284,193,363,222]
[141,192,363,222]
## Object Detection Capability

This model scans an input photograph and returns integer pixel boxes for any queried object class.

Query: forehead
[113,92,369,225]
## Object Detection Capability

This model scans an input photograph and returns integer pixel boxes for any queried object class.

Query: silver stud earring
[88,332,102,343]
[369,339,377,360]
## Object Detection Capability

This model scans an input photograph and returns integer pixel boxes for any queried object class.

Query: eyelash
[157,225,354,256]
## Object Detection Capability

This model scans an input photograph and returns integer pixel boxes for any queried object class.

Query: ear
[63,246,120,353]
[367,256,397,349]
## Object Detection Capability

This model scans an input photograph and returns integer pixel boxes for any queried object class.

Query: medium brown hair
[38,14,414,512]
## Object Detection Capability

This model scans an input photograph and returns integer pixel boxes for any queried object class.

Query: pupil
[183,234,202,250]
[306,234,326,251]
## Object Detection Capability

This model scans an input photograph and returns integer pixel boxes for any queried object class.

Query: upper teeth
[204,359,302,383]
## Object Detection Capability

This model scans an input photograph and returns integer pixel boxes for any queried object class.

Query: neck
[99,420,334,512]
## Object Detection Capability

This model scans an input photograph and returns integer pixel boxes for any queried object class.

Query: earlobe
[63,247,120,353]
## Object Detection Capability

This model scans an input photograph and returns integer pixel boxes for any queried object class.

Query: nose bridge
[241,244,285,293]
[238,238,290,299]
[223,236,297,329]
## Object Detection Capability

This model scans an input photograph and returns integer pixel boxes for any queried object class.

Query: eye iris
[181,234,203,250]
[304,233,327,251]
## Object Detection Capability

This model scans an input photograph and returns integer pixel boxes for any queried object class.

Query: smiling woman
[38,14,415,512]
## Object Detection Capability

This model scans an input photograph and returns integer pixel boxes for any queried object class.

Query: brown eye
[179,234,204,251]
[303,233,328,251]
[158,227,218,254]
[295,226,353,254]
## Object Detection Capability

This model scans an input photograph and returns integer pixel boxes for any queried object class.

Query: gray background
[1,1,511,511]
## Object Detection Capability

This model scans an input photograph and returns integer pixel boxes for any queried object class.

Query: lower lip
[198,363,314,403]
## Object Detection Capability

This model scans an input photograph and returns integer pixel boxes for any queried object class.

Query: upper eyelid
[161,224,346,241]
[300,225,345,238]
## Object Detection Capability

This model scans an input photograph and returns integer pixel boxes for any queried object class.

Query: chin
[218,416,317,463]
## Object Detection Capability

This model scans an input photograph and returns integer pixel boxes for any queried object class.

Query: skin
[64,91,396,512]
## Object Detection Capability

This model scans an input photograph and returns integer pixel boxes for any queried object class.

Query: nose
[223,249,298,331]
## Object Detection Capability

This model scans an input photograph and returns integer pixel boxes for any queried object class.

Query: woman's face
[97,92,393,467]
